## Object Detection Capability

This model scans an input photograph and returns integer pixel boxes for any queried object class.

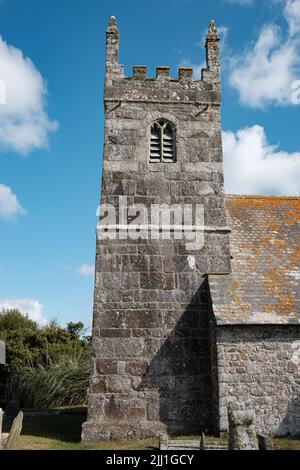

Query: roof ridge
[225,194,300,200]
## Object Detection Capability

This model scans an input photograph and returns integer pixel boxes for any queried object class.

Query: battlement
[105,17,221,89]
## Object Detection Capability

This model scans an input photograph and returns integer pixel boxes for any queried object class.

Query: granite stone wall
[215,325,300,436]
[82,18,231,441]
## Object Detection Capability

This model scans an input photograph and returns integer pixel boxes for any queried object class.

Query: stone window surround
[150,119,176,163]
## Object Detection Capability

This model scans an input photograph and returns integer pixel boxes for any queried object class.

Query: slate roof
[209,196,300,325]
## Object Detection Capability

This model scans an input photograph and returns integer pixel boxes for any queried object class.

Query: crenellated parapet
[133,66,147,80]
[178,68,193,82]
[105,17,221,102]
[131,67,193,83]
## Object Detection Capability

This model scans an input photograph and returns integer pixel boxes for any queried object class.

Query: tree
[0,310,90,370]
[66,321,85,340]
[0,309,91,406]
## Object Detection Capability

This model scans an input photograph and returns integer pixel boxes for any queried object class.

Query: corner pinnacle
[109,16,117,27]
[206,19,220,43]
[209,20,217,35]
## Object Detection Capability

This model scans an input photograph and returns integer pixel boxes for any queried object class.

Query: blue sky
[0,0,299,326]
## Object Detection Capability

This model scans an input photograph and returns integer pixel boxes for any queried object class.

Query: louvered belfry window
[150,120,176,162]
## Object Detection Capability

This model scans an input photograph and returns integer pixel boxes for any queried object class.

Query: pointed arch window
[150,120,176,163]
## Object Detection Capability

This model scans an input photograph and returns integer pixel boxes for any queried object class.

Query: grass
[15,436,159,451]
[3,408,300,450]
[3,409,158,450]
[273,437,300,451]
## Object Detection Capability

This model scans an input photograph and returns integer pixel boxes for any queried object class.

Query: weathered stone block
[105,376,131,393]
[125,361,149,376]
[178,68,193,82]
[92,338,115,357]
[122,255,149,272]
[96,359,118,375]
[126,310,163,329]
[90,378,106,394]
[86,394,106,421]
[140,273,175,290]
[156,67,170,80]
[105,396,130,420]
[100,328,131,338]
[116,338,145,359]
[101,273,139,290]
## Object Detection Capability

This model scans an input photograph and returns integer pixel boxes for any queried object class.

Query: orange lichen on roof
[210,196,300,325]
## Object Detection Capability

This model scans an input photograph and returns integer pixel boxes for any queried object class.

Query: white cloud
[229,2,300,108]
[223,125,300,195]
[0,183,26,221]
[0,299,47,325]
[284,0,300,36]
[216,25,230,40]
[0,36,58,155]
[76,264,95,277]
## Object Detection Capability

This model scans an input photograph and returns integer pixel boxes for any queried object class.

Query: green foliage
[0,309,90,371]
[66,322,85,340]
[0,309,91,407]
[0,309,42,369]
[17,355,90,409]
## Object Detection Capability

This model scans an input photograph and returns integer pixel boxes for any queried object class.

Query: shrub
[0,309,91,407]
[17,354,90,408]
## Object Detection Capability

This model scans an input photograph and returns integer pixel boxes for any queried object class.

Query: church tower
[82,17,231,441]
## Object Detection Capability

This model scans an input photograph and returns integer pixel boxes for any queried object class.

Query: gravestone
[159,434,168,451]
[0,408,3,449]
[257,433,274,450]
[0,342,6,402]
[5,411,23,450]
[228,402,259,450]
[200,433,205,450]
[0,342,5,365]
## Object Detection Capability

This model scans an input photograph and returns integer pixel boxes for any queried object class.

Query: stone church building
[82,18,300,441]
